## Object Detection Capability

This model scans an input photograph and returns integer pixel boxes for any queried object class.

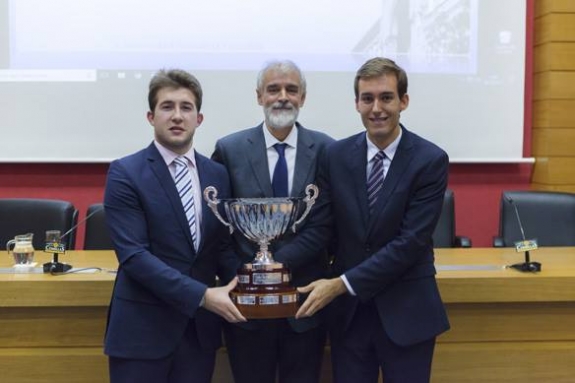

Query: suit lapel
[195,153,217,255]
[246,126,274,196]
[146,144,197,254]
[292,125,315,197]
[346,134,369,229]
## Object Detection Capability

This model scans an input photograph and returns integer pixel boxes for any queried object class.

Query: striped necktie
[174,156,198,249]
[367,151,386,212]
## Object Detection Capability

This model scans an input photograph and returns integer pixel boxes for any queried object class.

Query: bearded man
[211,60,334,383]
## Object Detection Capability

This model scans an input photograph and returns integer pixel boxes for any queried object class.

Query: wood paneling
[533,128,575,156]
[535,14,575,45]
[533,100,575,128]
[533,72,575,100]
[534,43,575,72]
[535,0,575,17]
[533,157,575,184]
[434,342,575,383]
[0,349,108,383]
[532,0,575,189]
[0,307,106,347]
[441,302,575,342]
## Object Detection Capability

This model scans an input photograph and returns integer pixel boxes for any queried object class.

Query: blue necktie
[272,143,288,197]
[174,156,198,249]
[367,151,385,212]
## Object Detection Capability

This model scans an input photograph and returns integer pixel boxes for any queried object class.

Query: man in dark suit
[211,60,334,383]
[104,69,246,383]
[277,57,450,383]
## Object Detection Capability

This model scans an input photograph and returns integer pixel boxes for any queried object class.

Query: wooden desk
[0,251,115,383]
[1,248,574,382]
[434,248,575,383]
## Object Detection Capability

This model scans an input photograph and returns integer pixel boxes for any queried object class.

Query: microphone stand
[43,229,72,273]
[508,250,541,272]
[42,207,105,273]
[506,197,542,273]
[43,249,72,273]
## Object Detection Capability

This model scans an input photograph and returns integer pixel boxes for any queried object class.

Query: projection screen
[0,0,527,163]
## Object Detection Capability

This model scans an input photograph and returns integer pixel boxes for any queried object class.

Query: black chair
[0,198,78,251]
[493,190,575,247]
[83,203,113,250]
[432,189,472,248]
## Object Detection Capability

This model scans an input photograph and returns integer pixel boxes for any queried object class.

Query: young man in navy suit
[211,60,334,383]
[103,69,246,383]
[276,57,450,383]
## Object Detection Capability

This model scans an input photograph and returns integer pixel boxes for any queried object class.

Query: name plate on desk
[0,267,44,274]
[437,264,503,271]
[515,239,538,252]
[44,243,66,254]
[0,267,101,274]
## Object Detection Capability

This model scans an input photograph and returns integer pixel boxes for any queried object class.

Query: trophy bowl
[203,184,318,319]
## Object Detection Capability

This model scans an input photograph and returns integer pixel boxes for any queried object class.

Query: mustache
[271,100,294,110]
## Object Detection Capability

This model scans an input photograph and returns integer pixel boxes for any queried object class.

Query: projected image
[356,0,477,73]
[6,0,477,74]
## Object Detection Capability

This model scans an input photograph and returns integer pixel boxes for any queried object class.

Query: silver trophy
[203,184,318,318]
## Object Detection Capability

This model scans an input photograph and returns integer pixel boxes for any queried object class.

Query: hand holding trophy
[203,184,318,319]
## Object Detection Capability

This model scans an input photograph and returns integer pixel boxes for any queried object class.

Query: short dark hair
[148,69,203,112]
[354,57,408,100]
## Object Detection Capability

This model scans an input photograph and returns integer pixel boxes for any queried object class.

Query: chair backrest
[433,189,456,248]
[497,191,575,247]
[83,203,113,250]
[0,198,78,251]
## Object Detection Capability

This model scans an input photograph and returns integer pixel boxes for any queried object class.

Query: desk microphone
[43,206,104,273]
[505,196,541,272]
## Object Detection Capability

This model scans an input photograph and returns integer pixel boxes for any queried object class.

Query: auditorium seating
[493,190,575,247]
[433,189,472,248]
[0,198,78,250]
[83,203,113,250]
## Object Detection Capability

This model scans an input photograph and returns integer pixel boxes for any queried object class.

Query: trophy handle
[203,186,234,234]
[291,184,319,233]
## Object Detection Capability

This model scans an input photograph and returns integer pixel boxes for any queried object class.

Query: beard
[264,103,299,130]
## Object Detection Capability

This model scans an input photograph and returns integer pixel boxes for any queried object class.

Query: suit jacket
[103,143,239,359]
[212,123,334,332]
[277,126,450,346]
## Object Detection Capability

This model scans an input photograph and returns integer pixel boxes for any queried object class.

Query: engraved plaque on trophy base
[231,262,299,319]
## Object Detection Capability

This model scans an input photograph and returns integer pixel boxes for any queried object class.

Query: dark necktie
[272,143,288,197]
[174,156,198,249]
[367,151,385,212]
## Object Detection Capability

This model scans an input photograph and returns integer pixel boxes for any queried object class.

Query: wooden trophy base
[232,262,299,319]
